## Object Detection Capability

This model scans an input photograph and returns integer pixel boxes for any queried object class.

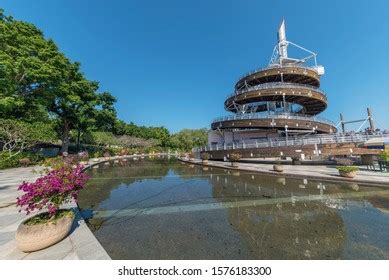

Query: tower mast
[277,19,288,62]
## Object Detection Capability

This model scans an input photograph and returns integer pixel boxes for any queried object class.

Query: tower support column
[340,113,345,134]
[367,107,375,132]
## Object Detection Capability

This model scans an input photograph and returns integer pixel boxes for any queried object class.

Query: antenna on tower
[269,19,324,75]
[277,18,288,60]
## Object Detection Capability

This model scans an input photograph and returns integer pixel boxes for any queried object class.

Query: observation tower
[208,20,337,147]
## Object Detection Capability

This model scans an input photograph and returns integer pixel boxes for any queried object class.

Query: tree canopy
[0,10,68,122]
[169,129,208,151]
[0,9,118,152]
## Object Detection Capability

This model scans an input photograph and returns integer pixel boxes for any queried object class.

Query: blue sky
[2,0,389,132]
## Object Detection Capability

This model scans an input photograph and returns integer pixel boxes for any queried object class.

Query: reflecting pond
[78,157,389,259]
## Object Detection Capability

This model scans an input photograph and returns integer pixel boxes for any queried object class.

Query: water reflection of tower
[208,173,346,259]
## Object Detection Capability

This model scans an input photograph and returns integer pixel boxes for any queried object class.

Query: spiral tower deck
[209,20,337,147]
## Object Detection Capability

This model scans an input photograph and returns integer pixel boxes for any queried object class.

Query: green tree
[94,92,117,132]
[148,127,170,147]
[113,119,127,135]
[0,10,119,153]
[114,121,171,147]
[88,131,120,146]
[48,62,99,152]
[169,128,208,151]
[73,91,117,151]
[0,9,68,122]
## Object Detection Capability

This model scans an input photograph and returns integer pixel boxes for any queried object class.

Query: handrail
[194,132,389,152]
[226,82,326,100]
[235,65,318,85]
[212,113,336,127]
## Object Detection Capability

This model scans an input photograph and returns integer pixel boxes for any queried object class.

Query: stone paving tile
[0,231,14,246]
[0,214,22,229]
[22,238,74,260]
[63,252,79,260]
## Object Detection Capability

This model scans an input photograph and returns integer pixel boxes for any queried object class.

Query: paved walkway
[183,159,389,186]
[0,165,110,260]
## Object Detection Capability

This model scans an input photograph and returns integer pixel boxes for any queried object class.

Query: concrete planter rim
[273,164,284,172]
[339,170,357,178]
[16,210,75,252]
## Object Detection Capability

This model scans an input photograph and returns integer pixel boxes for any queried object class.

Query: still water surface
[78,157,389,259]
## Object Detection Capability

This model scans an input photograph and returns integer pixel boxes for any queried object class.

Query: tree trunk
[76,127,81,152]
[60,120,70,153]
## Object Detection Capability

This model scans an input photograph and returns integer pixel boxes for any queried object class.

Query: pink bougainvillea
[16,164,89,216]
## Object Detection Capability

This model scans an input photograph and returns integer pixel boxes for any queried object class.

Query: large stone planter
[273,164,284,172]
[16,211,74,252]
[19,158,31,167]
[202,159,209,165]
[231,161,239,168]
[339,171,356,178]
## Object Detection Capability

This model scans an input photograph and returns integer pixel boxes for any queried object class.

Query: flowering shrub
[43,154,80,170]
[93,151,102,158]
[119,148,129,156]
[78,151,89,161]
[16,164,89,216]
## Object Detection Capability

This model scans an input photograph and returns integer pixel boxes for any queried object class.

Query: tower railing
[195,132,389,152]
[235,65,318,85]
[212,112,336,127]
[227,82,326,100]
